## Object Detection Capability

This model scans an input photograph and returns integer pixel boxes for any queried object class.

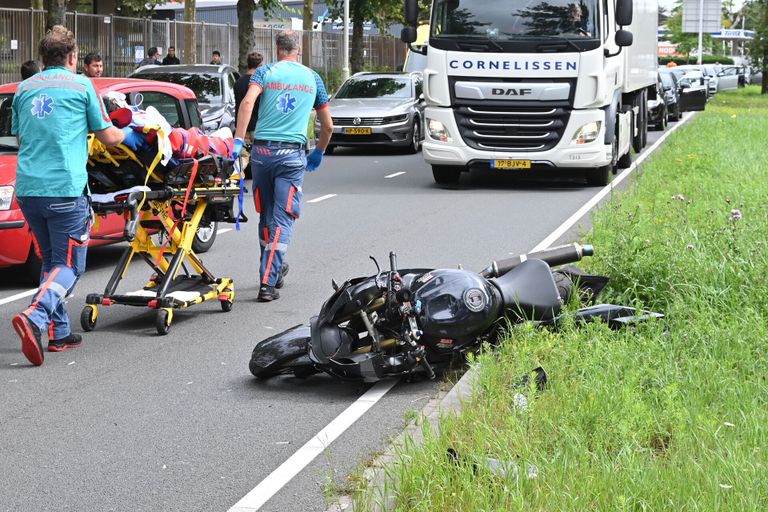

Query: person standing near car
[234,51,264,150]
[82,52,104,78]
[10,25,133,366]
[210,50,222,65]
[20,60,41,80]
[233,30,333,302]
[137,47,161,68]
[162,46,180,65]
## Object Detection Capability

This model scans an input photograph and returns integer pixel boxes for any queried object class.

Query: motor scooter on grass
[249,243,661,382]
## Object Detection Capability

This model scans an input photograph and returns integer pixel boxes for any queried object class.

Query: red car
[0,77,216,283]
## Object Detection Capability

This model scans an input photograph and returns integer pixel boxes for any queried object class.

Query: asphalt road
[0,125,674,512]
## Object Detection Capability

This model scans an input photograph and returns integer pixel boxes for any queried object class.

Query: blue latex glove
[232,137,245,159]
[121,127,145,151]
[306,148,324,172]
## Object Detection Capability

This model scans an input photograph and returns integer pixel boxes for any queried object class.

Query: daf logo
[492,88,533,96]
[353,117,362,125]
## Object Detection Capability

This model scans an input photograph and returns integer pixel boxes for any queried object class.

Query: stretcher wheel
[220,299,233,312]
[156,309,172,336]
[81,305,97,332]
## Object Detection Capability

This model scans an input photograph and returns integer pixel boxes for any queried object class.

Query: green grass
[353,88,768,511]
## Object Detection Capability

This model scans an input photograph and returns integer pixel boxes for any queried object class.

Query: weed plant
[356,89,768,511]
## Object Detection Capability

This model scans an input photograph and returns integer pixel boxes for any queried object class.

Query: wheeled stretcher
[80,129,246,335]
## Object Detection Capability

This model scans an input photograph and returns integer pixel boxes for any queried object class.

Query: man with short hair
[234,52,264,138]
[162,46,180,65]
[233,31,333,302]
[83,52,104,77]
[20,60,40,80]
[11,25,131,365]
[137,46,161,68]
[210,50,222,65]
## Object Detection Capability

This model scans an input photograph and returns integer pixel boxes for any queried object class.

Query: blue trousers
[16,195,89,340]
[251,145,305,287]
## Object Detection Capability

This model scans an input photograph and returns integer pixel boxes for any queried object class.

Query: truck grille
[454,105,570,152]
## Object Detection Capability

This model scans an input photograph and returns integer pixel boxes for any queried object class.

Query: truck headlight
[427,118,452,143]
[572,121,601,145]
[0,186,14,211]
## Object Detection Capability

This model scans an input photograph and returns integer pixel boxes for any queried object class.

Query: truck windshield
[431,0,599,40]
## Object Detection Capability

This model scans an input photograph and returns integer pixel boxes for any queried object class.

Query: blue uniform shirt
[249,61,329,145]
[11,66,112,197]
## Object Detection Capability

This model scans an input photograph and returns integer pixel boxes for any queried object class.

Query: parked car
[647,74,668,130]
[675,72,709,112]
[130,64,239,133]
[320,72,425,154]
[714,66,741,91]
[0,78,217,283]
[658,68,682,121]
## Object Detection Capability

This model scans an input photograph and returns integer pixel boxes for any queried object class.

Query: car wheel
[192,220,217,253]
[661,106,668,130]
[432,165,461,185]
[406,120,420,154]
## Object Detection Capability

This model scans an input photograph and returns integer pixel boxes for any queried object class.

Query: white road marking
[307,194,337,203]
[532,113,694,253]
[217,228,233,235]
[0,289,36,306]
[385,171,407,179]
[228,379,398,512]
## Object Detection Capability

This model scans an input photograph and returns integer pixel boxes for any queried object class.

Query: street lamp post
[343,0,350,80]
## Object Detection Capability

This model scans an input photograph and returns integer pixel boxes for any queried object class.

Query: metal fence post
[73,11,78,40]
[227,23,231,66]
[29,9,35,61]
[201,21,206,63]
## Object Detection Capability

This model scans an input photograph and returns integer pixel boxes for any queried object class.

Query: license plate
[342,127,372,135]
[492,159,531,169]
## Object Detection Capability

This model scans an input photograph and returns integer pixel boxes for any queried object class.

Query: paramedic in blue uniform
[11,26,133,366]
[233,30,333,302]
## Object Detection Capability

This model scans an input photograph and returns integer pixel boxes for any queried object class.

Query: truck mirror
[615,0,633,26]
[615,29,633,47]
[404,0,420,27]
[401,26,417,44]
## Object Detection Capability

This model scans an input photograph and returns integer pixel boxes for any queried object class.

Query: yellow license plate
[492,159,531,169]
[343,127,372,135]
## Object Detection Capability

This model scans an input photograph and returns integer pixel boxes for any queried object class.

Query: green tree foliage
[114,0,167,17]
[743,0,768,92]
[326,0,402,73]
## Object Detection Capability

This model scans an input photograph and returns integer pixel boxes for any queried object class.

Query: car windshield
[137,71,221,105]
[335,77,412,99]
[431,0,599,40]
[0,94,18,150]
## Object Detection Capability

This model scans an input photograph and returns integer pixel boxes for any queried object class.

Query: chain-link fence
[0,7,405,85]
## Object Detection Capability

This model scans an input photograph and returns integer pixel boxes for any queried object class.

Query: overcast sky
[657,0,744,14]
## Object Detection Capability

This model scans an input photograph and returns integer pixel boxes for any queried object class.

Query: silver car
[321,72,425,154]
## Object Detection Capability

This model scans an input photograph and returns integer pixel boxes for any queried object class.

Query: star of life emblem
[31,94,55,119]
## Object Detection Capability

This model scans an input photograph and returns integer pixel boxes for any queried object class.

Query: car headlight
[427,118,452,143]
[572,121,601,145]
[0,186,14,211]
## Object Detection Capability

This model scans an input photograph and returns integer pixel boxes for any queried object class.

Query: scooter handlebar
[480,243,593,278]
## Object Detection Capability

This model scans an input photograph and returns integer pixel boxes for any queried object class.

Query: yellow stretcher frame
[82,138,242,335]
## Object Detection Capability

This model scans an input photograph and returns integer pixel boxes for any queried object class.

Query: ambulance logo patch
[31,94,55,119]
[277,93,297,114]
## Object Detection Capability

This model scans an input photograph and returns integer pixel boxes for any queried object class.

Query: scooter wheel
[156,309,172,336]
[80,305,97,332]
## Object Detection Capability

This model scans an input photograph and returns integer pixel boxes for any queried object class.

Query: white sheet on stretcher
[125,289,202,302]
[90,185,151,204]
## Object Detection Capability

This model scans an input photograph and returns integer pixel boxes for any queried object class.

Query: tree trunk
[44,0,66,31]
[302,0,313,67]
[350,2,364,73]
[32,0,43,10]
[237,0,255,73]
[184,0,197,65]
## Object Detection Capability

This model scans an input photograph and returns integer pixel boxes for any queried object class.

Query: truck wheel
[632,90,647,153]
[617,148,633,169]
[432,165,461,185]
[192,220,217,253]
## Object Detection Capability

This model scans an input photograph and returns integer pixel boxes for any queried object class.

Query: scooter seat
[489,258,562,321]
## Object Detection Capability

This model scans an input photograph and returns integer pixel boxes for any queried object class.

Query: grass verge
[354,87,768,511]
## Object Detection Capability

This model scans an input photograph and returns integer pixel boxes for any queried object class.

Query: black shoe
[275,263,290,289]
[258,285,280,302]
[48,333,83,352]
[12,313,44,366]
